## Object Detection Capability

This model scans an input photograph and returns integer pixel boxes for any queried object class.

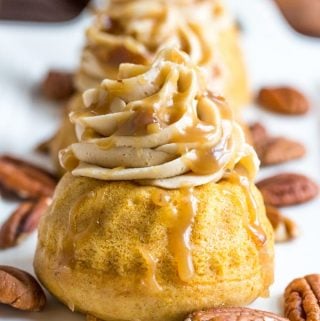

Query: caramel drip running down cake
[34,48,273,321]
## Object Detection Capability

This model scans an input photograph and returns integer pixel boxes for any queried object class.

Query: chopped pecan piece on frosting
[106,46,147,67]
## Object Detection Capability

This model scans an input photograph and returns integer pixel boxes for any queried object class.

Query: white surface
[0,0,320,320]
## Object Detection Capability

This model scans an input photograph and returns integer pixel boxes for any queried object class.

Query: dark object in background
[235,19,244,32]
[257,86,309,115]
[257,173,319,207]
[0,0,90,22]
[42,70,75,101]
[275,0,320,37]
[249,122,306,167]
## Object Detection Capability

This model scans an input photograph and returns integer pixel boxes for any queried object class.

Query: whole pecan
[275,0,320,37]
[248,123,306,166]
[257,173,318,207]
[0,196,51,249]
[0,155,56,200]
[2,156,56,187]
[284,274,320,321]
[265,205,299,242]
[185,307,289,321]
[0,266,46,311]
[257,137,306,166]
[257,87,309,115]
[42,70,75,101]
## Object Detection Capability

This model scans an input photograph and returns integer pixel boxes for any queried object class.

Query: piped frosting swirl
[75,0,231,94]
[61,48,258,188]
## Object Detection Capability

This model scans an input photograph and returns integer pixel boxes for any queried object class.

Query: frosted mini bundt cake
[48,0,250,174]
[34,48,273,321]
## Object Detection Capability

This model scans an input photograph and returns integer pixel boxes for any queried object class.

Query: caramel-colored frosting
[60,48,258,188]
[75,0,231,94]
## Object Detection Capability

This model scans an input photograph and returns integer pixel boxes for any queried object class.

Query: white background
[0,0,320,320]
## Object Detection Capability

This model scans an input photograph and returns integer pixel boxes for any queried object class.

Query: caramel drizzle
[226,171,274,294]
[61,190,165,293]
[151,188,198,284]
[226,171,266,246]
[61,187,198,290]
[140,248,163,293]
[60,191,100,268]
[179,122,232,176]
[170,188,198,282]
[59,148,79,172]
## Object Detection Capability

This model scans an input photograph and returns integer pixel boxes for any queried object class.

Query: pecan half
[284,274,320,321]
[42,70,75,101]
[266,205,299,242]
[0,155,56,200]
[0,197,51,249]
[0,266,46,311]
[275,0,320,37]
[257,173,318,207]
[249,122,268,146]
[257,137,306,166]
[257,87,309,115]
[185,307,289,321]
[248,123,306,166]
